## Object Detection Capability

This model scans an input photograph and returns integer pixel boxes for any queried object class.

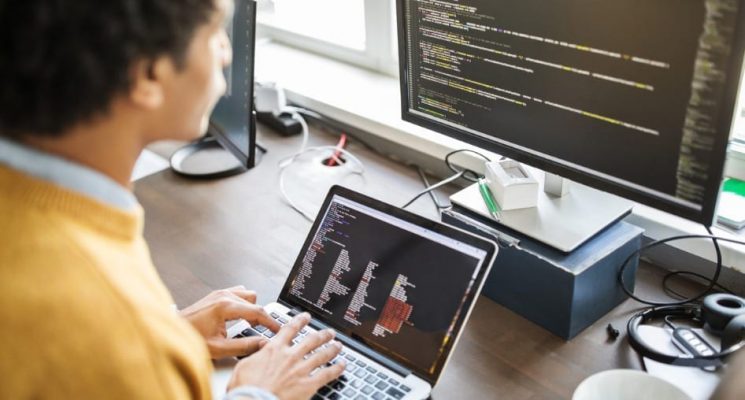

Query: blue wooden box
[442,205,643,339]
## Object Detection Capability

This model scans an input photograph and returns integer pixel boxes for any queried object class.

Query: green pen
[477,177,501,220]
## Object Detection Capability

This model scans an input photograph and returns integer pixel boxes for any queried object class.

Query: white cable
[281,106,318,154]
[276,111,365,221]
[279,146,366,222]
[278,111,365,220]
[254,83,310,153]
[287,110,309,153]
[286,106,323,120]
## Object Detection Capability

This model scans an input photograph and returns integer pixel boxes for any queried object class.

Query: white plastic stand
[450,166,633,253]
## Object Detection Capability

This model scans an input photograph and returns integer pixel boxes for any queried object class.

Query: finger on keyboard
[294,328,335,357]
[302,341,343,375]
[274,312,310,345]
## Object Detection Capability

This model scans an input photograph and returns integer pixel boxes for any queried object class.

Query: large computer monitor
[210,0,259,168]
[397,0,745,226]
[171,0,262,178]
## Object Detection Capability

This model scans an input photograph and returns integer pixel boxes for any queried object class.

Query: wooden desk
[136,125,690,399]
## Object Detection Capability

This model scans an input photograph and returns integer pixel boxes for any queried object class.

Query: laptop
[226,185,498,399]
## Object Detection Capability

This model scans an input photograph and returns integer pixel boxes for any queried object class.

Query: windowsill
[254,40,745,274]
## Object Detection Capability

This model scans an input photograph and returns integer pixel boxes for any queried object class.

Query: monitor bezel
[209,0,258,169]
[395,0,745,225]
[278,185,498,385]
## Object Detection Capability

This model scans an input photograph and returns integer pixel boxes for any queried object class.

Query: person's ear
[128,57,173,110]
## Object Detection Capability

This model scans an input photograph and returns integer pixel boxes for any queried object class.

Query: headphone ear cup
[722,314,745,352]
[702,294,745,334]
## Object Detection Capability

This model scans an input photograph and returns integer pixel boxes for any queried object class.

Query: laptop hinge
[281,304,413,378]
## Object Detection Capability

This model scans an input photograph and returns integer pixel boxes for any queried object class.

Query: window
[722,63,745,182]
[256,0,397,75]
[732,62,745,142]
[734,84,745,143]
[257,0,366,51]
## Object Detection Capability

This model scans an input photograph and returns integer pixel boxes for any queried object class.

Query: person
[0,0,345,399]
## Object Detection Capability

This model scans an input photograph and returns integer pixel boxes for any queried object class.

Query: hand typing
[228,313,346,400]
[179,286,281,359]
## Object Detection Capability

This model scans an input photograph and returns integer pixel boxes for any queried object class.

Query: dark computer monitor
[210,0,258,168]
[170,0,261,178]
[397,0,745,225]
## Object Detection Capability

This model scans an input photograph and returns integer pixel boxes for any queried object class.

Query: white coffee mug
[573,369,692,400]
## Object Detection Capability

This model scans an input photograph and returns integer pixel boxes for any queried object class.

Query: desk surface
[135,125,698,399]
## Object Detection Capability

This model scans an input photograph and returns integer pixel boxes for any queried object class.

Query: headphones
[627,293,745,368]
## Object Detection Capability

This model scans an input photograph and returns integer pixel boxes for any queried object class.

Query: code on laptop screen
[285,195,488,376]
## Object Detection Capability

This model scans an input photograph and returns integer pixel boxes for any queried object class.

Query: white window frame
[256,0,398,76]
[727,60,745,181]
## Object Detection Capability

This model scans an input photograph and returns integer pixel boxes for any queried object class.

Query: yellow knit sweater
[0,166,213,399]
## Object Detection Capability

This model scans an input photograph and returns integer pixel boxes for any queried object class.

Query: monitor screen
[209,0,257,168]
[279,188,494,383]
[397,0,745,224]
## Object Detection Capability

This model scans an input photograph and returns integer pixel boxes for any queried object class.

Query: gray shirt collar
[0,137,138,210]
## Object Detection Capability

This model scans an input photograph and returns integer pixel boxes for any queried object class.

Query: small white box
[717,192,745,230]
[484,160,539,210]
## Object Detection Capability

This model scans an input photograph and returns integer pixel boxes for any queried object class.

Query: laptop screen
[279,187,496,383]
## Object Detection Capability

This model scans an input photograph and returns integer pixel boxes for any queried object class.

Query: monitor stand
[449,166,633,253]
[169,134,266,179]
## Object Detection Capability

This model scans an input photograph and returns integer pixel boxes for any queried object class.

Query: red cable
[327,134,348,166]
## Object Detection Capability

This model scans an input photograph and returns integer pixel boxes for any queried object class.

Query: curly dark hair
[0,0,218,138]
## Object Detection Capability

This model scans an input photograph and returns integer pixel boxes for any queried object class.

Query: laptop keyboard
[232,312,412,400]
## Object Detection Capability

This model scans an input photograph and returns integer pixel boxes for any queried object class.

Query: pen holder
[485,160,539,210]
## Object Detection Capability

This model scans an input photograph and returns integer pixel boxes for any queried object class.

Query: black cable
[618,233,745,306]
[663,315,679,330]
[658,225,729,301]
[402,149,493,209]
[402,170,465,209]
[661,270,737,301]
[416,166,451,211]
[444,149,491,182]
[708,225,724,299]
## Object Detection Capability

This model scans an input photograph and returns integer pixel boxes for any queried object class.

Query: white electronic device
[254,82,287,115]
[484,160,539,210]
[717,192,745,230]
